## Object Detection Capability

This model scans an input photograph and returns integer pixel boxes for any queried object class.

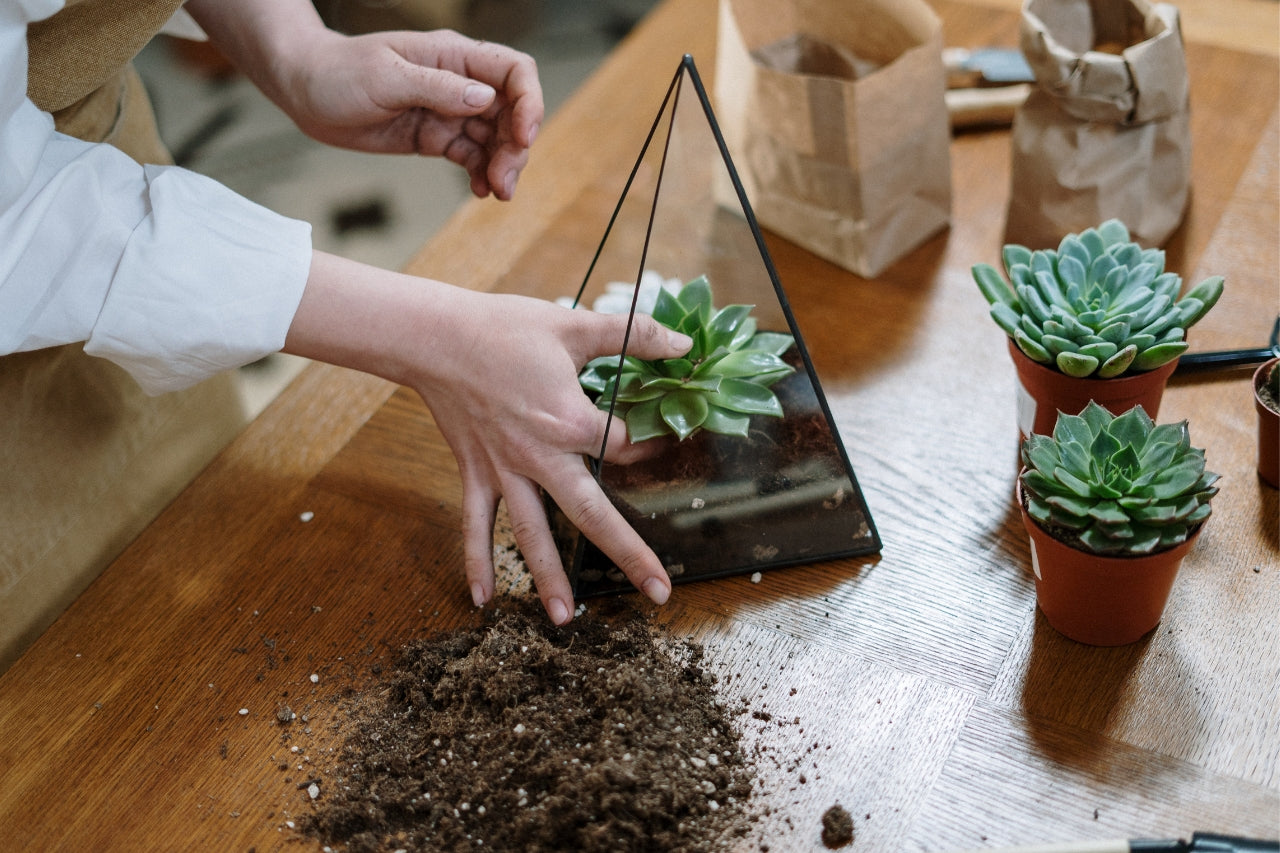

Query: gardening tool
[943,47,1035,87]
[954,831,1280,853]
[1176,316,1280,373]
[943,46,1034,128]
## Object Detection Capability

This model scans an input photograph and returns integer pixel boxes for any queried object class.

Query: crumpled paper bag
[1005,0,1192,249]
[713,0,952,278]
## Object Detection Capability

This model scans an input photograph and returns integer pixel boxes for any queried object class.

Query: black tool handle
[1175,348,1275,372]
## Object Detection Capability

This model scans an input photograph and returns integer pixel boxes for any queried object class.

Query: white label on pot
[1029,538,1041,580]
[1016,377,1036,438]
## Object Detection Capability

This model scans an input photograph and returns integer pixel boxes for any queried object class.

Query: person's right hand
[284,252,694,625]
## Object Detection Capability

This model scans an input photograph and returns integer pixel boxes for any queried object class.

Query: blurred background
[135,0,659,414]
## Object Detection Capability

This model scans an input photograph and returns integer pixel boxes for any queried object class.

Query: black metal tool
[1133,832,1280,852]
[954,832,1280,852]
[1176,316,1280,373]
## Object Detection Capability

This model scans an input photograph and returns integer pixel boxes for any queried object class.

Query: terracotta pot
[1017,479,1199,646]
[1008,338,1179,439]
[1254,358,1280,488]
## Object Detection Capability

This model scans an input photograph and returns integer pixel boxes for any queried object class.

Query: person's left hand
[274,29,543,200]
[185,0,544,200]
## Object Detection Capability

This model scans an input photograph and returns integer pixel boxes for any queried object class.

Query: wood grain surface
[1,0,1276,850]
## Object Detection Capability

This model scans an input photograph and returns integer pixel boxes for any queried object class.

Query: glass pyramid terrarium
[553,55,881,597]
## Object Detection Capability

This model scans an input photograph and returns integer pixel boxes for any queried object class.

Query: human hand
[284,254,694,624]
[186,1,543,200]
[418,292,694,624]
[279,30,543,200]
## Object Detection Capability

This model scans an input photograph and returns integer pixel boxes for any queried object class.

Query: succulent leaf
[1179,276,1224,325]
[1056,351,1099,378]
[660,390,709,440]
[1096,345,1137,378]
[713,379,786,416]
[974,263,1017,307]
[1041,334,1077,357]
[624,398,669,443]
[1131,341,1189,371]
[1014,329,1052,363]
[750,332,799,357]
[1003,244,1033,272]
[703,407,752,437]
[1078,341,1118,362]
[1020,402,1216,556]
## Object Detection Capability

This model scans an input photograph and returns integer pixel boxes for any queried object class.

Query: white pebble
[310,673,319,684]
[750,572,762,584]
[238,708,249,716]
[513,723,526,735]
[299,511,314,522]
[307,783,320,800]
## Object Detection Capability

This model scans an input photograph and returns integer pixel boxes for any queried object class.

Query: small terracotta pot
[1017,479,1199,646]
[1008,339,1179,439]
[1254,358,1280,488]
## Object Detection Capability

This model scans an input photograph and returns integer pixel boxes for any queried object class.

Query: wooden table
[1,0,1276,849]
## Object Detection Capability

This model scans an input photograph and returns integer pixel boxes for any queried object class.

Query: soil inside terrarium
[299,597,763,852]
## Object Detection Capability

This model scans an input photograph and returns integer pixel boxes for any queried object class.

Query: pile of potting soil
[299,597,760,852]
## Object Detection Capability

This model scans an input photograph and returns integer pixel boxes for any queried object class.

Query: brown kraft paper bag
[713,0,951,278]
[1005,0,1192,249]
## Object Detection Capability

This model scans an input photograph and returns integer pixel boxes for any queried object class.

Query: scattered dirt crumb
[821,803,854,848]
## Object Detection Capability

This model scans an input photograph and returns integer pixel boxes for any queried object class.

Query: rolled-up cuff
[85,164,312,395]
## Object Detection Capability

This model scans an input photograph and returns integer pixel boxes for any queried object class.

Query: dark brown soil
[820,804,854,848]
[298,597,760,852]
[1259,361,1280,414]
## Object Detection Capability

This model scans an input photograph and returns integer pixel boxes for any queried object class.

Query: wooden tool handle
[946,83,1031,129]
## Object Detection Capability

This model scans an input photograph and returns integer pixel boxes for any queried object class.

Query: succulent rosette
[1020,401,1219,556]
[973,219,1223,378]
[579,275,795,442]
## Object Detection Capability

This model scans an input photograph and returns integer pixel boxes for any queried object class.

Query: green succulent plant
[973,219,1224,379]
[1020,401,1219,556]
[579,275,795,442]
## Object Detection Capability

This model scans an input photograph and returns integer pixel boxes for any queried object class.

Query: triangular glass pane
[555,55,880,597]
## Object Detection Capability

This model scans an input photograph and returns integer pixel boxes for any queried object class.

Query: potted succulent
[1254,358,1280,488]
[1017,401,1220,645]
[973,219,1224,438]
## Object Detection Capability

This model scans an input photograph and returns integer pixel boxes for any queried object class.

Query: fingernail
[464,83,495,107]
[667,330,693,352]
[548,597,571,625]
[528,122,540,144]
[642,577,670,606]
[470,583,486,607]
[503,169,516,198]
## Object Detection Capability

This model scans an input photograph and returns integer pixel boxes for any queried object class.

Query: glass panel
[554,56,881,597]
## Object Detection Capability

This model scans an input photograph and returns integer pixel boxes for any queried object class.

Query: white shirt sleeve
[0,0,312,395]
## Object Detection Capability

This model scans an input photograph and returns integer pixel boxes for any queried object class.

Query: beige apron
[1,0,250,671]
